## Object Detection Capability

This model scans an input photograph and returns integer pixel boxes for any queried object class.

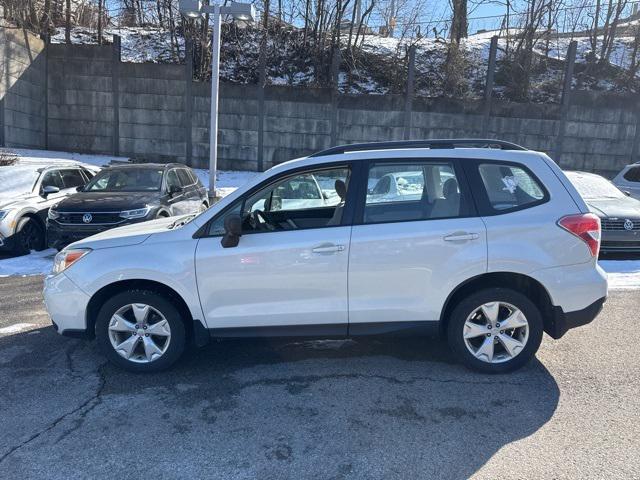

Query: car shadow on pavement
[0,328,560,479]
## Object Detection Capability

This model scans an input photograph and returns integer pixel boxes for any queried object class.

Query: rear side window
[623,166,640,182]
[478,163,545,212]
[363,161,468,224]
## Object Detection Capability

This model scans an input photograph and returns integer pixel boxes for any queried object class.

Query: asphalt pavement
[0,275,638,479]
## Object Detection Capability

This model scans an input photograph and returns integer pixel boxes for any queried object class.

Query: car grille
[601,240,640,248]
[56,212,124,225]
[601,219,640,231]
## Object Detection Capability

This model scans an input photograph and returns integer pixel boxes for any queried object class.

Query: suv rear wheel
[95,290,186,372]
[447,288,543,373]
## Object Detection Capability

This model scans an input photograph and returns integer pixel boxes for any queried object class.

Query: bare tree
[450,0,467,43]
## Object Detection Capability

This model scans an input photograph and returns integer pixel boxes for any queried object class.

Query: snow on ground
[4,147,127,168]
[0,249,57,277]
[600,260,640,290]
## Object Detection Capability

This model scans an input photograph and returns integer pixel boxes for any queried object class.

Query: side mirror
[221,214,242,248]
[168,184,182,196]
[42,185,60,197]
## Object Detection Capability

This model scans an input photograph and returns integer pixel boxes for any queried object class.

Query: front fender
[64,237,203,324]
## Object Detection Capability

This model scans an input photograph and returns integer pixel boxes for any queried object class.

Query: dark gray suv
[47,163,208,250]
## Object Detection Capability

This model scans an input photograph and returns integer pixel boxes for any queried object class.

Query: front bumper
[47,220,112,249]
[546,297,606,339]
[47,216,151,249]
[44,272,92,337]
[600,230,640,253]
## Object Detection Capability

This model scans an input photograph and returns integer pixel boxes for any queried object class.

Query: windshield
[85,168,163,192]
[568,173,625,200]
[0,166,40,196]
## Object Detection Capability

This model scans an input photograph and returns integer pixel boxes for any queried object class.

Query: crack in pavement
[237,372,536,390]
[0,362,108,465]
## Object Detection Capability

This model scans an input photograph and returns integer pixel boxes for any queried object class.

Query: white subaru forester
[44,140,608,374]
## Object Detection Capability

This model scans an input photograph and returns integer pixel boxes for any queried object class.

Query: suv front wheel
[447,288,544,374]
[95,290,186,372]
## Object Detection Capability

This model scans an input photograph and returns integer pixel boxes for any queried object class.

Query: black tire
[447,288,544,374]
[14,216,45,255]
[95,289,186,373]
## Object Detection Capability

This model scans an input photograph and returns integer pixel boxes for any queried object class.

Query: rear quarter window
[477,163,547,213]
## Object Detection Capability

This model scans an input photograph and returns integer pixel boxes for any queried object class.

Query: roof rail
[308,139,527,158]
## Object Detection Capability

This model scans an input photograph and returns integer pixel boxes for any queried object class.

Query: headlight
[119,207,151,219]
[52,248,91,275]
[0,210,10,221]
[48,208,60,220]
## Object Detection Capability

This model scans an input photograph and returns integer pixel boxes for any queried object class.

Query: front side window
[85,168,164,192]
[41,170,64,190]
[478,163,545,211]
[208,167,350,235]
[363,161,465,224]
[177,169,193,187]
[59,169,86,189]
[166,170,181,191]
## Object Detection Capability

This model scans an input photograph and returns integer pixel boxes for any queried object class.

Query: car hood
[586,197,640,218]
[69,216,180,250]
[54,191,160,212]
[0,192,33,209]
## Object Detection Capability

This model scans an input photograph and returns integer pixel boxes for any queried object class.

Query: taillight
[557,214,601,257]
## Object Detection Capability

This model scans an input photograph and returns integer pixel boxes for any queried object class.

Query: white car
[612,162,640,200]
[0,160,97,254]
[44,140,608,374]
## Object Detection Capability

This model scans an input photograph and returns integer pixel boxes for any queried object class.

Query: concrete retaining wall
[0,26,46,149]
[2,34,640,177]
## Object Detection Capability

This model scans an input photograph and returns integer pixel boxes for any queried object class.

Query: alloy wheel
[462,301,529,364]
[108,303,172,363]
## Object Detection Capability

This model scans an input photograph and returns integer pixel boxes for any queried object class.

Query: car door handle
[443,232,479,242]
[312,244,345,254]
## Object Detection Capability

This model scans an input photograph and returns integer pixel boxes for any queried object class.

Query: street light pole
[209,4,221,198]
[179,0,256,200]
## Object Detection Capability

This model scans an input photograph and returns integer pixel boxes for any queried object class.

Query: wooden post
[330,47,341,147]
[257,35,267,171]
[111,35,121,156]
[554,40,577,163]
[404,45,416,140]
[185,40,194,166]
[482,36,498,138]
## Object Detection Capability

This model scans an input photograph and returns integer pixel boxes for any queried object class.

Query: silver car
[612,162,640,200]
[0,160,96,254]
[566,170,640,254]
